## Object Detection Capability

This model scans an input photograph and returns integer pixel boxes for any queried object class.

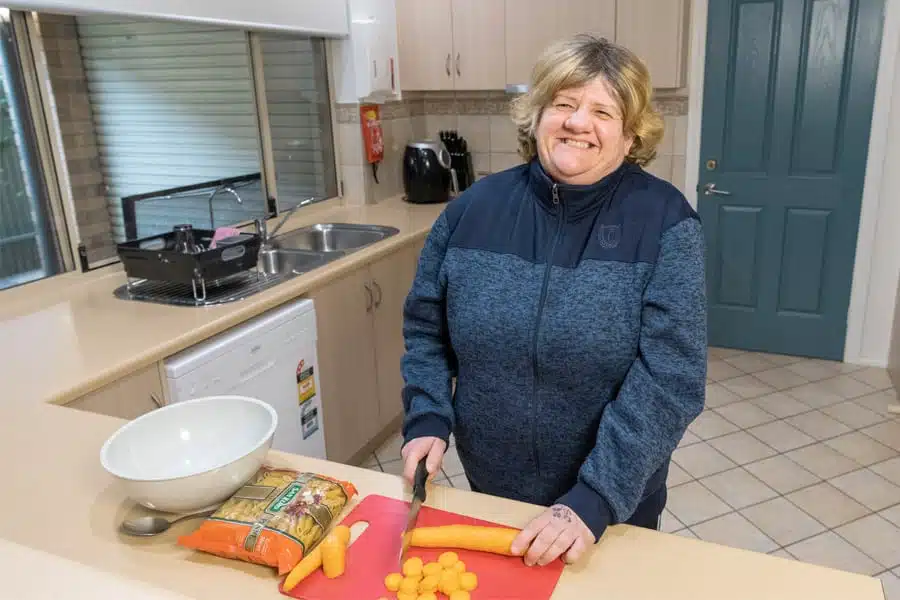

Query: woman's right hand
[400,436,447,484]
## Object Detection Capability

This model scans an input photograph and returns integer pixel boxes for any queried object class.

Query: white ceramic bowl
[100,395,278,513]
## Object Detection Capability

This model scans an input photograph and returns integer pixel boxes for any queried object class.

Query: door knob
[703,182,732,196]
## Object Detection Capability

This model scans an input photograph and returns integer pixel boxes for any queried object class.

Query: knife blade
[399,457,429,568]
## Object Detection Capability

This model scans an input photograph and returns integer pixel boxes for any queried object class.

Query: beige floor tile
[848,367,894,391]
[441,447,465,477]
[677,430,702,448]
[361,454,380,469]
[448,474,470,491]
[691,512,778,554]
[688,410,740,440]
[744,455,821,494]
[753,366,810,391]
[381,458,405,476]
[855,390,899,416]
[824,375,878,400]
[861,421,900,452]
[660,509,683,533]
[707,360,744,382]
[787,360,843,382]
[674,528,699,539]
[871,457,900,487]
[667,461,692,487]
[769,549,796,560]
[824,432,898,467]
[740,497,826,546]
[720,375,777,399]
[433,475,452,487]
[786,531,882,576]
[714,402,777,429]
[705,383,744,408]
[822,401,886,429]
[786,443,863,479]
[787,482,870,528]
[877,571,900,600]
[666,481,733,526]
[751,392,813,418]
[786,410,852,441]
[672,442,737,478]
[699,467,779,509]
[375,432,404,463]
[830,468,900,512]
[709,346,745,360]
[880,505,900,528]
[758,352,805,366]
[709,431,778,465]
[724,353,778,374]
[835,514,900,569]
[787,381,852,409]
[748,420,817,453]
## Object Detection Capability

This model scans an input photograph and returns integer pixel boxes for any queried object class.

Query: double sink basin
[258,222,400,280]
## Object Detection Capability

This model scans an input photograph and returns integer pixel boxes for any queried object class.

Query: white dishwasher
[164,298,327,459]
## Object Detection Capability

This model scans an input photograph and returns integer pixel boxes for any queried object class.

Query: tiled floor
[367,347,900,596]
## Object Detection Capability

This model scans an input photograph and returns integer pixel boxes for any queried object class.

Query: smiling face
[535,76,634,185]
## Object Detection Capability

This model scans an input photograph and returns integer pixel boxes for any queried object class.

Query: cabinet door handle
[445,53,451,77]
[373,59,377,78]
[456,53,461,77]
[373,280,383,308]
[150,392,163,409]
[364,282,374,312]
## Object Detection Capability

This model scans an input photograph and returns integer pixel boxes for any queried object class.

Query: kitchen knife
[398,457,429,568]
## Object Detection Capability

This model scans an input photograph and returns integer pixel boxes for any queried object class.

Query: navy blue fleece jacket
[400,158,707,540]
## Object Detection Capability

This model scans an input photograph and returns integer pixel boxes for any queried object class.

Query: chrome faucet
[254,196,317,248]
[208,184,244,229]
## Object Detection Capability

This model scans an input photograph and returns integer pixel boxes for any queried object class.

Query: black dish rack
[116,227,261,302]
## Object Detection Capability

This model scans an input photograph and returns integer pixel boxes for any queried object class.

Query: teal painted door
[699,0,884,360]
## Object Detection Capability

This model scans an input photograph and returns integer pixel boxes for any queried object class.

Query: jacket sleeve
[400,211,458,446]
[557,215,707,540]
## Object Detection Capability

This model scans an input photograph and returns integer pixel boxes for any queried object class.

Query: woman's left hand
[510,504,596,566]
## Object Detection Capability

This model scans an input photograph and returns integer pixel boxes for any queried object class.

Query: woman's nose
[564,108,592,131]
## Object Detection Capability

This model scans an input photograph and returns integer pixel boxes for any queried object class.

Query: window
[0,9,338,284]
[0,8,65,290]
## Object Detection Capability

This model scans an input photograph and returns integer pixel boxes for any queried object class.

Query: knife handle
[413,457,429,502]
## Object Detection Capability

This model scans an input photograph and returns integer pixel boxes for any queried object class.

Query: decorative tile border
[335,90,687,123]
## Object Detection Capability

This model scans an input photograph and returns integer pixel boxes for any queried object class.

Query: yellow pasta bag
[177,466,357,575]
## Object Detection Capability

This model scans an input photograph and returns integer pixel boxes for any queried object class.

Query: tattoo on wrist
[552,505,574,523]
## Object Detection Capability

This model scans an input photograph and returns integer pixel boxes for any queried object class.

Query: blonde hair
[509,34,664,166]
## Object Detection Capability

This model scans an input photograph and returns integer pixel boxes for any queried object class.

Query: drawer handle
[373,280,383,308]
[150,393,163,409]
[456,53,461,77]
[364,282,374,312]
[445,53,451,77]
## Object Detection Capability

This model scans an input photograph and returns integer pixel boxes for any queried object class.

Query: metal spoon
[120,507,217,537]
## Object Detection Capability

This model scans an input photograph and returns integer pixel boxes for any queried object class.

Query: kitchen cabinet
[310,238,424,463]
[505,0,616,88]
[395,0,505,91]
[615,0,689,89]
[332,0,401,102]
[65,362,164,420]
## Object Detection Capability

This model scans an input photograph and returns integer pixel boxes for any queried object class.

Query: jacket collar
[527,158,632,221]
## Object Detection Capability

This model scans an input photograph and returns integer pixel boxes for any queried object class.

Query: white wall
[684,0,900,367]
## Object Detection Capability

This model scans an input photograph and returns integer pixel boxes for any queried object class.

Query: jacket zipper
[530,183,563,476]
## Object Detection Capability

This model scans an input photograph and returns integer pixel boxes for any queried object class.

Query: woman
[399,34,707,568]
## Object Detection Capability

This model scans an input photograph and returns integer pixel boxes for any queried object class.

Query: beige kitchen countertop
[0,196,887,599]
[0,194,446,407]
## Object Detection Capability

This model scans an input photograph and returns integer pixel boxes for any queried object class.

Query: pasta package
[177,466,357,575]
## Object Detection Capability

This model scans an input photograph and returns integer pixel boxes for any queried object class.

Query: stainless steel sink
[269,223,400,254]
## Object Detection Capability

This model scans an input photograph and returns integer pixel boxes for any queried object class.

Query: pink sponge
[209,227,242,249]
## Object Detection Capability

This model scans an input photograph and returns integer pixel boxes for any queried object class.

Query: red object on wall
[278,494,565,600]
[360,104,384,164]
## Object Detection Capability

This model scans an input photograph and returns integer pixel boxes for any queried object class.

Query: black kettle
[402,141,459,204]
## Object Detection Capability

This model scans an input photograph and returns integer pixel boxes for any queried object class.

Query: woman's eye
[555,102,574,109]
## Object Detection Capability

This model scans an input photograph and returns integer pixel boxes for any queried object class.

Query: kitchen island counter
[0,399,885,600]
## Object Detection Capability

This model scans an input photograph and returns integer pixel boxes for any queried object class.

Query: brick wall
[37,13,115,264]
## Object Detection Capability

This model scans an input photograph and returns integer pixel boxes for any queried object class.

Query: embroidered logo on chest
[597,224,622,249]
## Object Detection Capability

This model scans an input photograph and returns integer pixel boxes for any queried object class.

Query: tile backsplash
[335,90,689,204]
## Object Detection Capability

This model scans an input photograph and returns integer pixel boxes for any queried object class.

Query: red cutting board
[279,494,565,600]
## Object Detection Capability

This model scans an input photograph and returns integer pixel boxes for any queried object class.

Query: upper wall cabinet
[332,0,401,103]
[6,0,351,36]
[395,0,505,91]
[615,0,689,89]
[505,0,616,88]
